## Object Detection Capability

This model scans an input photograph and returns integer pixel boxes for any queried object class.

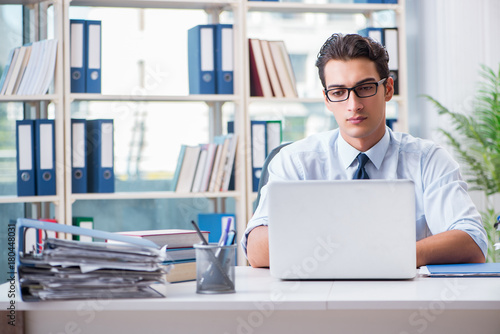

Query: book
[249,38,273,97]
[424,263,500,277]
[115,229,209,248]
[175,145,201,192]
[165,247,196,262]
[268,40,297,98]
[165,260,196,283]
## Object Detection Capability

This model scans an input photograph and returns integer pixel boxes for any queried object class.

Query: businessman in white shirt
[242,33,487,268]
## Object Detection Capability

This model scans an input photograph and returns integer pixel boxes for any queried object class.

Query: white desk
[2,267,500,334]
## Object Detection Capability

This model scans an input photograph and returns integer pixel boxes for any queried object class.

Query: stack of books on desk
[18,238,167,301]
[114,229,210,283]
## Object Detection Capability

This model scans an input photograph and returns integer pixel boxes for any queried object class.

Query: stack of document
[19,238,168,301]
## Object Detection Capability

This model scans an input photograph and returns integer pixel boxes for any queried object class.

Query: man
[242,33,487,268]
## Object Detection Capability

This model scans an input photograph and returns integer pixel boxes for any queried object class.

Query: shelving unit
[1,0,407,266]
[0,0,65,224]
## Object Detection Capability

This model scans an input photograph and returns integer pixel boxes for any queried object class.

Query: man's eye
[330,90,346,97]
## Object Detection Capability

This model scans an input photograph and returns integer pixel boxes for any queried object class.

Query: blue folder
[70,19,86,93]
[71,119,87,193]
[86,119,114,193]
[85,20,101,93]
[188,24,216,94]
[426,263,500,277]
[16,120,36,196]
[214,24,234,95]
[34,119,56,196]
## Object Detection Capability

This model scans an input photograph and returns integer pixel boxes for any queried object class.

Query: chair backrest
[254,142,292,212]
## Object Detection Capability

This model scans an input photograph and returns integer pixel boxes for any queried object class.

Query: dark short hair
[315,33,389,89]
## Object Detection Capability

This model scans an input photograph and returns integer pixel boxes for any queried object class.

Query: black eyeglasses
[324,78,387,102]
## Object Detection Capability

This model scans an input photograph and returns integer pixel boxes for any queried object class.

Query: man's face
[323,58,393,151]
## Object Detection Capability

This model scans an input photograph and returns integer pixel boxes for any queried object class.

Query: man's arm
[246,225,270,268]
[416,229,485,267]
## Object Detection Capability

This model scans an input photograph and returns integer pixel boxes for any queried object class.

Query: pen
[191,220,208,245]
[225,229,236,246]
[218,217,232,247]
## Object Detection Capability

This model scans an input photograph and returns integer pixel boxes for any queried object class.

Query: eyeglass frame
[324,77,387,103]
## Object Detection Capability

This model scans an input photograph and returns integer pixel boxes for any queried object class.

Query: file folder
[85,20,102,93]
[86,119,114,193]
[34,119,56,196]
[214,24,234,94]
[251,121,267,192]
[358,27,384,45]
[72,216,94,242]
[188,24,216,94]
[16,120,36,196]
[70,19,86,93]
[71,119,87,193]
[383,27,399,95]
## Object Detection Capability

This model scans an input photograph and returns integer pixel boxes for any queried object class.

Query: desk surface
[2,267,500,334]
[2,266,500,311]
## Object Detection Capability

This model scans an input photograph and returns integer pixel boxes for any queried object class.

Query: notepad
[425,263,500,277]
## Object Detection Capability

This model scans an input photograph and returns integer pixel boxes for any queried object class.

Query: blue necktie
[354,153,370,179]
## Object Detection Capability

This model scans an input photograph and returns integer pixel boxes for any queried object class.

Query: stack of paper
[19,238,167,301]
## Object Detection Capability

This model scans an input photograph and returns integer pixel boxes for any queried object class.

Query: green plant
[425,64,500,263]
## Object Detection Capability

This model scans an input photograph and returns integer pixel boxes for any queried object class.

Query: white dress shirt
[241,127,488,258]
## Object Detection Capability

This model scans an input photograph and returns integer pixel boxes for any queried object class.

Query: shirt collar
[337,128,390,170]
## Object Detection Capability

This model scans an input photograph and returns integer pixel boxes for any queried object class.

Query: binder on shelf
[383,27,399,95]
[85,20,102,94]
[16,120,36,196]
[70,19,86,93]
[215,24,234,95]
[73,217,94,242]
[266,120,282,155]
[86,119,114,193]
[188,24,216,95]
[251,121,267,192]
[34,119,56,196]
[71,119,87,193]
[358,27,384,45]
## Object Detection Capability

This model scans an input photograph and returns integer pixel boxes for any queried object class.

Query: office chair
[253,142,292,212]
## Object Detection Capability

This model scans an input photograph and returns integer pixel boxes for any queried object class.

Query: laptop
[267,180,416,280]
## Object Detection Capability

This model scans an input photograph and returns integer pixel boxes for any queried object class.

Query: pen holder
[194,243,236,294]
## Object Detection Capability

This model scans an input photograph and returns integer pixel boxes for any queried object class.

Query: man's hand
[246,225,270,268]
[416,229,485,267]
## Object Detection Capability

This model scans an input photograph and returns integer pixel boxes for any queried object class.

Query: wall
[406,0,500,212]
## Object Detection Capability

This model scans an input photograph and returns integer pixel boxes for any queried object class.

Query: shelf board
[246,2,399,15]
[70,93,238,103]
[0,94,58,102]
[0,195,60,204]
[70,190,241,201]
[69,0,237,10]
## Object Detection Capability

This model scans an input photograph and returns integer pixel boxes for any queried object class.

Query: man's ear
[385,76,395,101]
